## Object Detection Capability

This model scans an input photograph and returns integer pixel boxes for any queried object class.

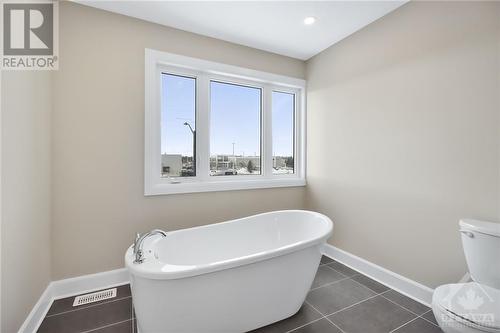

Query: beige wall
[1,71,52,332]
[51,2,306,279]
[306,1,500,288]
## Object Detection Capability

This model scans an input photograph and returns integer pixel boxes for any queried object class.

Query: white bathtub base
[131,245,322,333]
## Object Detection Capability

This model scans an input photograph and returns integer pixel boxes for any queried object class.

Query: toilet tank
[459,219,500,289]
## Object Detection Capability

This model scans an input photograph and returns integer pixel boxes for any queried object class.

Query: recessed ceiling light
[304,17,316,25]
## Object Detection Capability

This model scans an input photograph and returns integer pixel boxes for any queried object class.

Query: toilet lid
[434,283,500,330]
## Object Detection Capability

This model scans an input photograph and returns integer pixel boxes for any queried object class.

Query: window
[210,81,261,176]
[161,73,196,178]
[145,49,305,195]
[272,91,295,174]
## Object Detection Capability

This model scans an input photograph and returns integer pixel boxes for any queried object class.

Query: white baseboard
[49,268,129,301]
[18,268,129,333]
[17,284,53,333]
[322,244,434,306]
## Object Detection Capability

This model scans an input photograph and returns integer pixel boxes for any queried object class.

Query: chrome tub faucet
[133,229,167,264]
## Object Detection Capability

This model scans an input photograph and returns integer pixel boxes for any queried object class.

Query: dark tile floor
[37,256,442,333]
[38,284,136,333]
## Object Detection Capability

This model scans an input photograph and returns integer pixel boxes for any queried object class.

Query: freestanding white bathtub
[125,210,333,333]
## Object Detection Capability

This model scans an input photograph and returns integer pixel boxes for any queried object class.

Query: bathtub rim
[125,210,333,280]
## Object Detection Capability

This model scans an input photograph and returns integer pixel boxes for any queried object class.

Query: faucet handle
[134,249,144,264]
[133,233,140,250]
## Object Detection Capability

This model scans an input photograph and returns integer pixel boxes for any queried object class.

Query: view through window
[272,91,295,174]
[210,81,262,176]
[160,73,196,178]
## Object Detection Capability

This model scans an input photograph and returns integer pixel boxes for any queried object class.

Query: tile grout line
[326,274,440,332]
[131,298,135,333]
[285,271,374,332]
[325,289,390,318]
[315,259,363,288]
[303,301,346,333]
[308,267,393,318]
[324,262,360,277]
[323,316,346,333]
[321,277,421,333]
[304,287,393,331]
[310,264,362,292]
[325,262,392,296]
[279,295,327,333]
[389,309,440,333]
[353,274,439,327]
[348,274,390,294]
[417,310,439,327]
[282,267,352,333]
[349,275,440,328]
[322,264,348,275]
[309,275,351,291]
[45,296,132,318]
[378,294,441,329]
[323,264,360,278]
[284,316,324,333]
[325,258,435,322]
[312,262,438,332]
[80,318,133,333]
[388,316,420,333]
[380,294,429,319]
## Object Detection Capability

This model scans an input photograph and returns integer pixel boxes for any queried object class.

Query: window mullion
[262,85,273,178]
[297,90,305,179]
[197,73,210,182]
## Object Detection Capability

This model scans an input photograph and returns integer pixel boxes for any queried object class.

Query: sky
[161,73,294,157]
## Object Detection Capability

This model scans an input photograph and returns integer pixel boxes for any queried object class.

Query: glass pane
[161,73,196,178]
[272,91,294,174]
[210,81,261,176]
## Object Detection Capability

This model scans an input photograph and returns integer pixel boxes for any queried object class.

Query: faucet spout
[133,229,167,264]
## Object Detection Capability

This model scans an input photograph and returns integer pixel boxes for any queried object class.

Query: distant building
[210,155,261,173]
[164,154,289,177]
[161,154,182,177]
[210,155,231,170]
[235,156,260,171]
[273,156,287,169]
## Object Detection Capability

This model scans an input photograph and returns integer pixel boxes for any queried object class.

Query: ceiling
[77,1,407,60]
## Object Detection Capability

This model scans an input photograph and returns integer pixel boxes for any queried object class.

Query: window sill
[145,177,306,196]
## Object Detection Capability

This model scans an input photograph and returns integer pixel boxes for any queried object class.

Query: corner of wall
[1,70,54,332]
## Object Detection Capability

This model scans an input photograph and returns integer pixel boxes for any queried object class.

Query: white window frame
[145,48,306,196]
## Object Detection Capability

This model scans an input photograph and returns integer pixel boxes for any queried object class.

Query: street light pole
[232,142,236,169]
[183,122,196,175]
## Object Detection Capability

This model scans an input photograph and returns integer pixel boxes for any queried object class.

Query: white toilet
[432,219,500,333]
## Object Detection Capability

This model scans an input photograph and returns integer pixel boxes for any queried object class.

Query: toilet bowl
[432,219,500,333]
